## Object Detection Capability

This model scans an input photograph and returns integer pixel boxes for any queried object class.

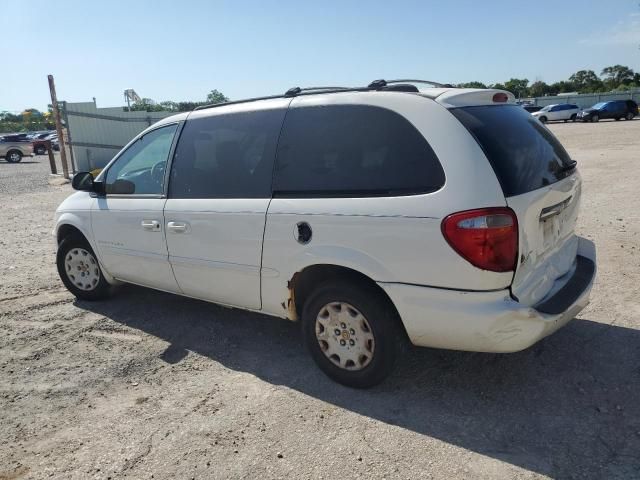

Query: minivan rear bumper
[379,237,596,353]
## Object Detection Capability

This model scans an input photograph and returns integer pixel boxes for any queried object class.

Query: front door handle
[141,219,160,231]
[167,221,188,233]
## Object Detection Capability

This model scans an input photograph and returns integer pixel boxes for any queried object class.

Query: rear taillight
[441,208,518,272]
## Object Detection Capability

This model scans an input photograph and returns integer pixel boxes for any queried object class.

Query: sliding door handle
[167,221,188,233]
[141,220,160,231]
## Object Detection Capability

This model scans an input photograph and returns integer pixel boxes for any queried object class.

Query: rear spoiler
[433,89,516,108]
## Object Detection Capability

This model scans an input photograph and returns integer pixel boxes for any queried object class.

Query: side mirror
[72,172,95,191]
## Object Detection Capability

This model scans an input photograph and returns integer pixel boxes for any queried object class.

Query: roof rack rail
[368,79,453,89]
[285,86,352,97]
[194,79,454,112]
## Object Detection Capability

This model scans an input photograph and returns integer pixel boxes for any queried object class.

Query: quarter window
[104,124,178,195]
[169,109,286,198]
[272,105,445,196]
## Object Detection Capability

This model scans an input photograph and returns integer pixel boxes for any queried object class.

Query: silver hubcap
[9,153,19,161]
[64,248,100,291]
[315,302,375,371]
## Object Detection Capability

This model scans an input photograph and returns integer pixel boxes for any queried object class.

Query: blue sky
[2,0,639,112]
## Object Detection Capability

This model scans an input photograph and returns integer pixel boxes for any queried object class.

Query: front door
[92,123,180,293]
[163,104,289,309]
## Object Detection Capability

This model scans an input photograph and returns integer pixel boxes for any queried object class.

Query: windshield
[592,102,607,110]
[540,105,553,112]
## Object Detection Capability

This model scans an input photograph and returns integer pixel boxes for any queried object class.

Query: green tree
[529,81,551,97]
[503,78,529,98]
[206,89,229,104]
[457,81,487,89]
[601,65,635,86]
[568,70,603,93]
[548,80,576,95]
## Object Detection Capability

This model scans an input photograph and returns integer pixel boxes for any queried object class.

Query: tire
[35,145,46,155]
[301,280,401,388]
[5,150,22,163]
[626,113,634,120]
[56,235,113,301]
[570,114,577,122]
[591,114,599,123]
[615,117,621,121]
[563,119,568,123]
[539,116,547,124]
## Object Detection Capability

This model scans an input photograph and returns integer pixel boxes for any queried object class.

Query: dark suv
[577,100,638,122]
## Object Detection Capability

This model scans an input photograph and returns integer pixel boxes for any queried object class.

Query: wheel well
[57,224,85,245]
[288,264,407,336]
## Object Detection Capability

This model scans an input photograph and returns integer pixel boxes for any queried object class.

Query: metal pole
[47,75,70,179]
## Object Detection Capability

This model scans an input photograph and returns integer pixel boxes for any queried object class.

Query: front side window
[272,105,445,196]
[168,109,286,198]
[105,124,178,194]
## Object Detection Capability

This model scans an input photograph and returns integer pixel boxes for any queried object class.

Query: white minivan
[54,80,596,387]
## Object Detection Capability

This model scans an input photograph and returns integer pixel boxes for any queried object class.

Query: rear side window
[169,109,286,198]
[451,105,574,197]
[273,105,445,196]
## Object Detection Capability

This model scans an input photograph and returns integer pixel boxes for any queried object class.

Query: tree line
[0,90,229,134]
[459,65,640,98]
[125,89,229,112]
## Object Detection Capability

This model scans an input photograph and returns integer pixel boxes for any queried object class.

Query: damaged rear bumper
[379,238,596,353]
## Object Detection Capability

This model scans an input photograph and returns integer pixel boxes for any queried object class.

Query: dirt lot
[1,120,639,480]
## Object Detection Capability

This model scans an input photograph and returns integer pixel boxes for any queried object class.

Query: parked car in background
[0,137,33,162]
[1,133,31,143]
[32,132,57,155]
[522,105,542,113]
[532,104,580,123]
[577,100,638,122]
[54,83,596,387]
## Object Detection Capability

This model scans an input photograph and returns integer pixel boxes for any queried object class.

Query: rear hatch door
[450,104,581,306]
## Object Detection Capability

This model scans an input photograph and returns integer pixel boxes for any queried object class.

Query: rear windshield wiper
[561,160,577,172]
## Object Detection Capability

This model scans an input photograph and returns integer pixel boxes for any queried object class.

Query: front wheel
[626,112,634,120]
[570,114,577,122]
[57,235,113,301]
[302,281,400,388]
[5,150,22,163]
[539,116,547,123]
[591,114,599,123]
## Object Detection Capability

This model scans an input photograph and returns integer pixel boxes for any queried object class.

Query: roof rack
[368,79,453,89]
[194,78,452,111]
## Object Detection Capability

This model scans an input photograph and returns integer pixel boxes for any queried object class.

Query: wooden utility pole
[47,75,70,179]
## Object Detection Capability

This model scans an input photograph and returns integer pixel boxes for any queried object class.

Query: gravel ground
[0,121,639,480]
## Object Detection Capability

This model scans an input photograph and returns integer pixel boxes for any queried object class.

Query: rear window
[451,105,574,197]
[273,105,445,197]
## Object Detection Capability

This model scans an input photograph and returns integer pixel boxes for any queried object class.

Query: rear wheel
[626,112,634,120]
[5,150,22,163]
[570,114,577,122]
[302,281,400,388]
[615,117,621,121]
[591,114,599,123]
[57,235,113,301]
[35,145,46,155]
